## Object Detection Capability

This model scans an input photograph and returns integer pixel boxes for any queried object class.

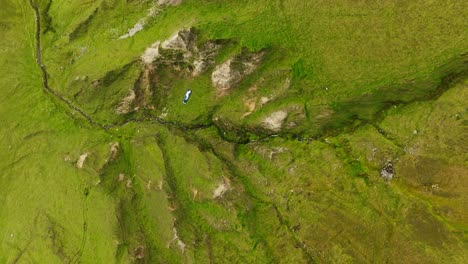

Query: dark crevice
[371,123,405,149]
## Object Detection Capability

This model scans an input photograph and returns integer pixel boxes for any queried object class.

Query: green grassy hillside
[0,0,466,263]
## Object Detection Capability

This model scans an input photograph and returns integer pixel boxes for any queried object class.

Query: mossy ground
[0,0,466,263]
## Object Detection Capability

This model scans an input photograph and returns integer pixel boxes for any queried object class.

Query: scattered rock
[252,145,288,160]
[268,147,287,160]
[262,110,288,132]
[134,245,145,260]
[116,89,136,114]
[380,161,395,181]
[76,153,88,169]
[292,224,301,232]
[63,154,72,162]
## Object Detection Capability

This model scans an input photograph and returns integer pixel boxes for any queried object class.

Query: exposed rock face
[211,59,242,90]
[192,41,222,76]
[141,41,160,64]
[212,176,231,199]
[381,161,395,181]
[141,28,198,69]
[119,4,167,39]
[141,28,222,76]
[119,21,144,40]
[157,0,182,6]
[161,28,195,51]
[115,89,136,114]
[76,153,88,169]
[262,110,288,132]
[211,51,263,92]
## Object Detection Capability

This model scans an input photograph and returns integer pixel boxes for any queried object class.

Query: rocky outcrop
[211,50,263,92]
[76,153,89,169]
[115,89,136,114]
[157,0,182,6]
[192,41,222,76]
[262,110,288,132]
[141,28,224,76]
[141,41,161,64]
[211,59,242,90]
[380,161,395,181]
[142,28,195,67]
[119,5,164,40]
[212,176,231,199]
[161,28,196,52]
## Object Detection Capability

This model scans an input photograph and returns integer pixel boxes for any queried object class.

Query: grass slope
[0,0,466,263]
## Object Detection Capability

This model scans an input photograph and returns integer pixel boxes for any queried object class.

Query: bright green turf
[0,0,466,263]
